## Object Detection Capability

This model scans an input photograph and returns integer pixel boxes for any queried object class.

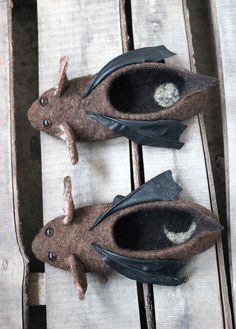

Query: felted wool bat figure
[32,171,222,299]
[27,46,217,164]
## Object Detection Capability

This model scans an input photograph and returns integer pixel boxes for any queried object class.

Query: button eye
[39,96,48,106]
[41,119,52,128]
[48,252,57,261]
[45,227,54,237]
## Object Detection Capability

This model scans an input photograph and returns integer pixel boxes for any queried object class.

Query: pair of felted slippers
[30,46,221,299]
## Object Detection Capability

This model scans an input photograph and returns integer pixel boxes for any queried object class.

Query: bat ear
[56,122,79,164]
[63,176,75,225]
[68,255,87,300]
[54,56,69,97]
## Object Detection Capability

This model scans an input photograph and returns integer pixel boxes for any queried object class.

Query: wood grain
[210,0,236,323]
[0,1,25,328]
[183,2,232,326]
[119,2,156,327]
[28,273,45,306]
[37,0,140,328]
[131,0,227,327]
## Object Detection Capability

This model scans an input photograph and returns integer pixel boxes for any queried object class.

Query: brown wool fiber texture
[28,63,213,141]
[27,61,217,164]
[32,200,221,274]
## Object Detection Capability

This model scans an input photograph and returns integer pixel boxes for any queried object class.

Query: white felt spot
[164,221,197,245]
[154,82,180,107]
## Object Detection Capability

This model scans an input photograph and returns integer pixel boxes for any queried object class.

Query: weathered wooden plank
[0,1,25,328]
[210,0,236,321]
[184,4,232,325]
[37,0,140,328]
[119,2,156,327]
[28,273,45,306]
[131,0,226,328]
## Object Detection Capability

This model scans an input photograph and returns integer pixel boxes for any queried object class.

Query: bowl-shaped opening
[108,67,185,114]
[113,207,196,251]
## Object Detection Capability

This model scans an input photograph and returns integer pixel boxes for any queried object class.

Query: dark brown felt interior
[113,208,194,251]
[108,67,185,114]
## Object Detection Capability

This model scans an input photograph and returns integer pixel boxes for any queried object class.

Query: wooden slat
[0,1,25,328]
[184,3,232,325]
[37,1,140,328]
[131,0,227,328]
[28,273,45,306]
[119,2,156,327]
[210,0,236,321]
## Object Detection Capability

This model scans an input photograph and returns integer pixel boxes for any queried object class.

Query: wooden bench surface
[38,1,140,328]
[0,0,233,328]
[132,1,227,328]
[37,0,231,328]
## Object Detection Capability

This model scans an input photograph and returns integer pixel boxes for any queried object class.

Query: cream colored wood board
[37,0,140,328]
[131,0,224,328]
[0,1,24,328]
[28,273,45,306]
[210,0,236,320]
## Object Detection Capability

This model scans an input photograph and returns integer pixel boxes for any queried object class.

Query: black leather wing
[83,45,175,97]
[92,243,186,286]
[86,112,186,149]
[91,170,182,229]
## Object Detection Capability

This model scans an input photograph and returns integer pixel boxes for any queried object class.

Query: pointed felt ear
[63,176,75,225]
[57,123,79,164]
[54,56,69,97]
[68,255,87,300]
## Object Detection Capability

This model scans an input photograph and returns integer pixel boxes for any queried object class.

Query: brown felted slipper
[27,46,217,164]
[32,171,222,298]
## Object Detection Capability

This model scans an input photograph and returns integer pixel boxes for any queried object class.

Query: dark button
[41,119,52,128]
[39,96,48,106]
[48,252,57,261]
[45,227,54,237]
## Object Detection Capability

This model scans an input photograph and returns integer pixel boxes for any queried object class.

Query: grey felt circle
[154,82,180,107]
